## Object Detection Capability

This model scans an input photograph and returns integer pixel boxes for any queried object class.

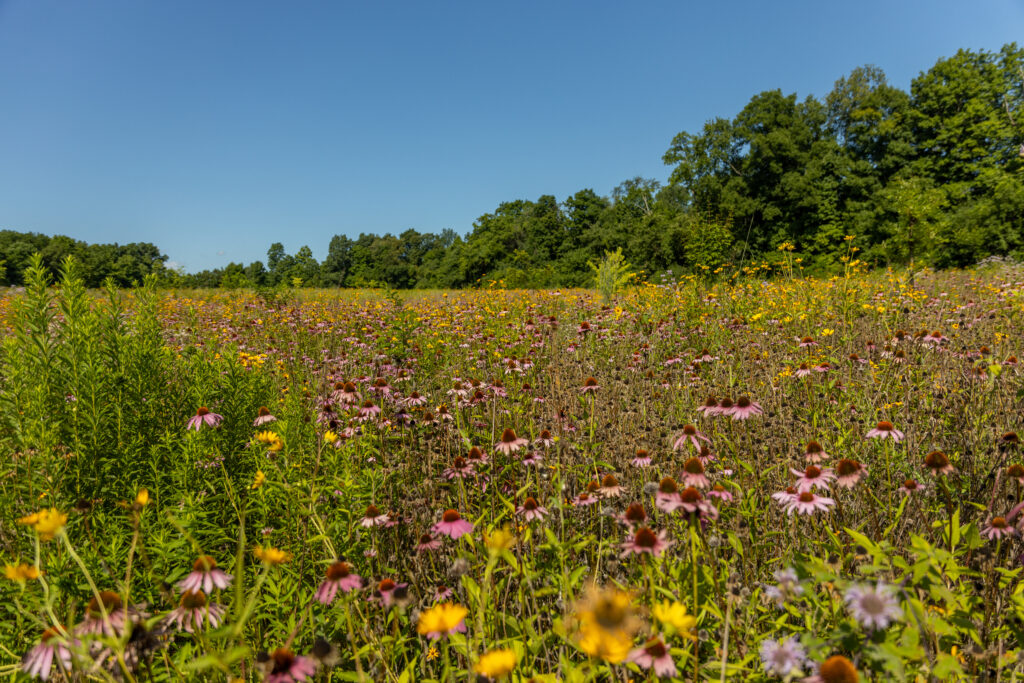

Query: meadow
[2,255,1024,682]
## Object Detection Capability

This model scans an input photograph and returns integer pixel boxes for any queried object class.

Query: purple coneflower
[179,556,233,594]
[681,458,710,488]
[433,509,473,539]
[1006,463,1024,484]
[899,478,924,495]
[535,429,555,447]
[785,491,835,516]
[791,465,835,492]
[803,440,828,463]
[798,336,817,348]
[416,534,442,553]
[495,428,528,455]
[315,561,362,604]
[165,590,226,632]
[695,445,716,465]
[516,496,548,521]
[923,450,955,476]
[673,424,710,451]
[370,377,391,395]
[772,486,799,508]
[76,591,137,637]
[707,484,734,502]
[728,396,763,420]
[834,459,866,488]
[21,627,74,681]
[580,377,600,394]
[404,391,428,407]
[628,637,677,677]
[621,526,673,557]
[631,449,652,467]
[360,505,389,527]
[598,474,624,498]
[356,400,380,422]
[466,446,488,464]
[696,395,721,417]
[257,648,318,683]
[443,457,475,480]
[332,381,360,405]
[844,581,902,630]
[187,407,223,431]
[795,363,812,378]
[655,477,682,512]
[253,406,277,426]
[982,516,1016,540]
[866,421,904,442]
[618,502,647,529]
[573,492,599,507]
[373,579,408,607]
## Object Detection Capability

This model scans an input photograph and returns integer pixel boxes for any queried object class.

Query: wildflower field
[3,256,1024,682]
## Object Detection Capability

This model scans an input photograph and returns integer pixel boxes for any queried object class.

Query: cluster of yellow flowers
[254,430,284,452]
[18,507,67,541]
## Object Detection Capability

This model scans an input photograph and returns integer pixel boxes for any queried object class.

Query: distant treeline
[2,44,1022,289]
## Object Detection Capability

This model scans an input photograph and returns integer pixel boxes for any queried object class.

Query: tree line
[2,44,1021,289]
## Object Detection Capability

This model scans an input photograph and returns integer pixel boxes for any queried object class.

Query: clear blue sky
[0,0,1021,271]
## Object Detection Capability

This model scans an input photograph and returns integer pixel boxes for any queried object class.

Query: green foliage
[588,248,635,301]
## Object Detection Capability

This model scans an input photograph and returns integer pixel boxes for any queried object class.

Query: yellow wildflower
[485,526,516,555]
[572,584,643,663]
[323,430,338,444]
[474,648,517,678]
[134,489,150,509]
[251,470,266,489]
[653,601,697,637]
[4,563,41,583]
[18,508,67,541]
[254,545,291,565]
[417,602,468,637]
[425,646,439,662]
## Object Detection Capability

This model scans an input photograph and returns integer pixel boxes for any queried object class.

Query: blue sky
[0,0,1021,271]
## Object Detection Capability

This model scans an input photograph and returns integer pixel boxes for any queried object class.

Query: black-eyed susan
[474,648,517,679]
[416,602,468,639]
[18,508,67,541]
[572,584,643,663]
[4,562,41,584]
[254,545,291,565]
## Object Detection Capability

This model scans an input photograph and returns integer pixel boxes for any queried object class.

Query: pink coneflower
[466,446,489,464]
[516,496,548,521]
[681,458,710,488]
[717,398,735,415]
[403,391,428,407]
[76,591,137,637]
[695,445,716,465]
[433,509,473,539]
[179,556,233,594]
[655,477,683,512]
[577,321,593,335]
[728,396,763,420]
[573,492,599,507]
[631,449,652,467]
[866,421,904,442]
[598,474,624,498]
[370,377,392,395]
[164,590,226,632]
[332,381,360,404]
[436,404,454,422]
[803,440,828,463]
[416,533,442,553]
[798,336,817,348]
[187,407,223,431]
[253,406,277,426]
[495,428,528,455]
[785,491,835,516]
[795,362,812,378]
[21,626,74,681]
[444,457,475,480]
[772,486,799,508]
[1006,463,1024,485]
[899,478,924,495]
[673,424,710,451]
[258,647,319,683]
[315,561,362,603]
[520,450,543,467]
[619,502,648,528]
[373,579,408,607]
[356,400,381,422]
[697,395,721,417]
[707,484,734,502]
[678,486,718,520]
[628,637,677,677]
[694,349,717,363]
[535,429,555,447]
[835,459,867,488]
[580,377,600,394]
[434,585,453,601]
[621,526,673,557]
[791,465,835,492]
[844,581,902,630]
[923,451,955,476]
[814,362,832,373]
[849,353,868,365]
[983,516,1016,540]
[360,505,389,527]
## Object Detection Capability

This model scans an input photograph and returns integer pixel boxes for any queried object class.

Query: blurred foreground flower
[572,583,644,663]
[652,600,696,636]
[254,545,292,565]
[18,508,67,541]
[474,648,517,679]
[417,602,468,639]
[5,563,41,584]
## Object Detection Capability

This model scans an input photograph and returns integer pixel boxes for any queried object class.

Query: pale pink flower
[516,497,548,521]
[315,561,362,604]
[621,527,673,557]
[866,421,904,442]
[785,491,835,516]
[791,465,835,493]
[187,406,223,431]
[432,510,473,539]
[628,637,677,677]
[673,424,710,450]
[179,556,233,594]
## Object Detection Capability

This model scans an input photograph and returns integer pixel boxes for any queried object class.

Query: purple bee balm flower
[315,562,362,604]
[759,637,806,677]
[187,407,223,431]
[432,510,473,539]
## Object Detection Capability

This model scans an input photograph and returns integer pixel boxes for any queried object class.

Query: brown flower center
[500,428,518,443]
[624,503,646,522]
[684,458,704,474]
[327,561,351,580]
[819,655,859,683]
[806,440,822,454]
[680,487,702,504]
[523,497,539,510]
[442,509,461,523]
[601,475,619,488]
[805,466,822,478]
[836,459,860,476]
[634,527,658,548]
[364,505,381,518]
[992,516,1008,529]
[87,591,123,617]
[658,477,678,494]
[875,421,893,431]
[193,556,217,571]
[924,451,950,470]
[180,590,207,609]
[258,406,271,416]
[196,407,210,416]
[797,492,815,503]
